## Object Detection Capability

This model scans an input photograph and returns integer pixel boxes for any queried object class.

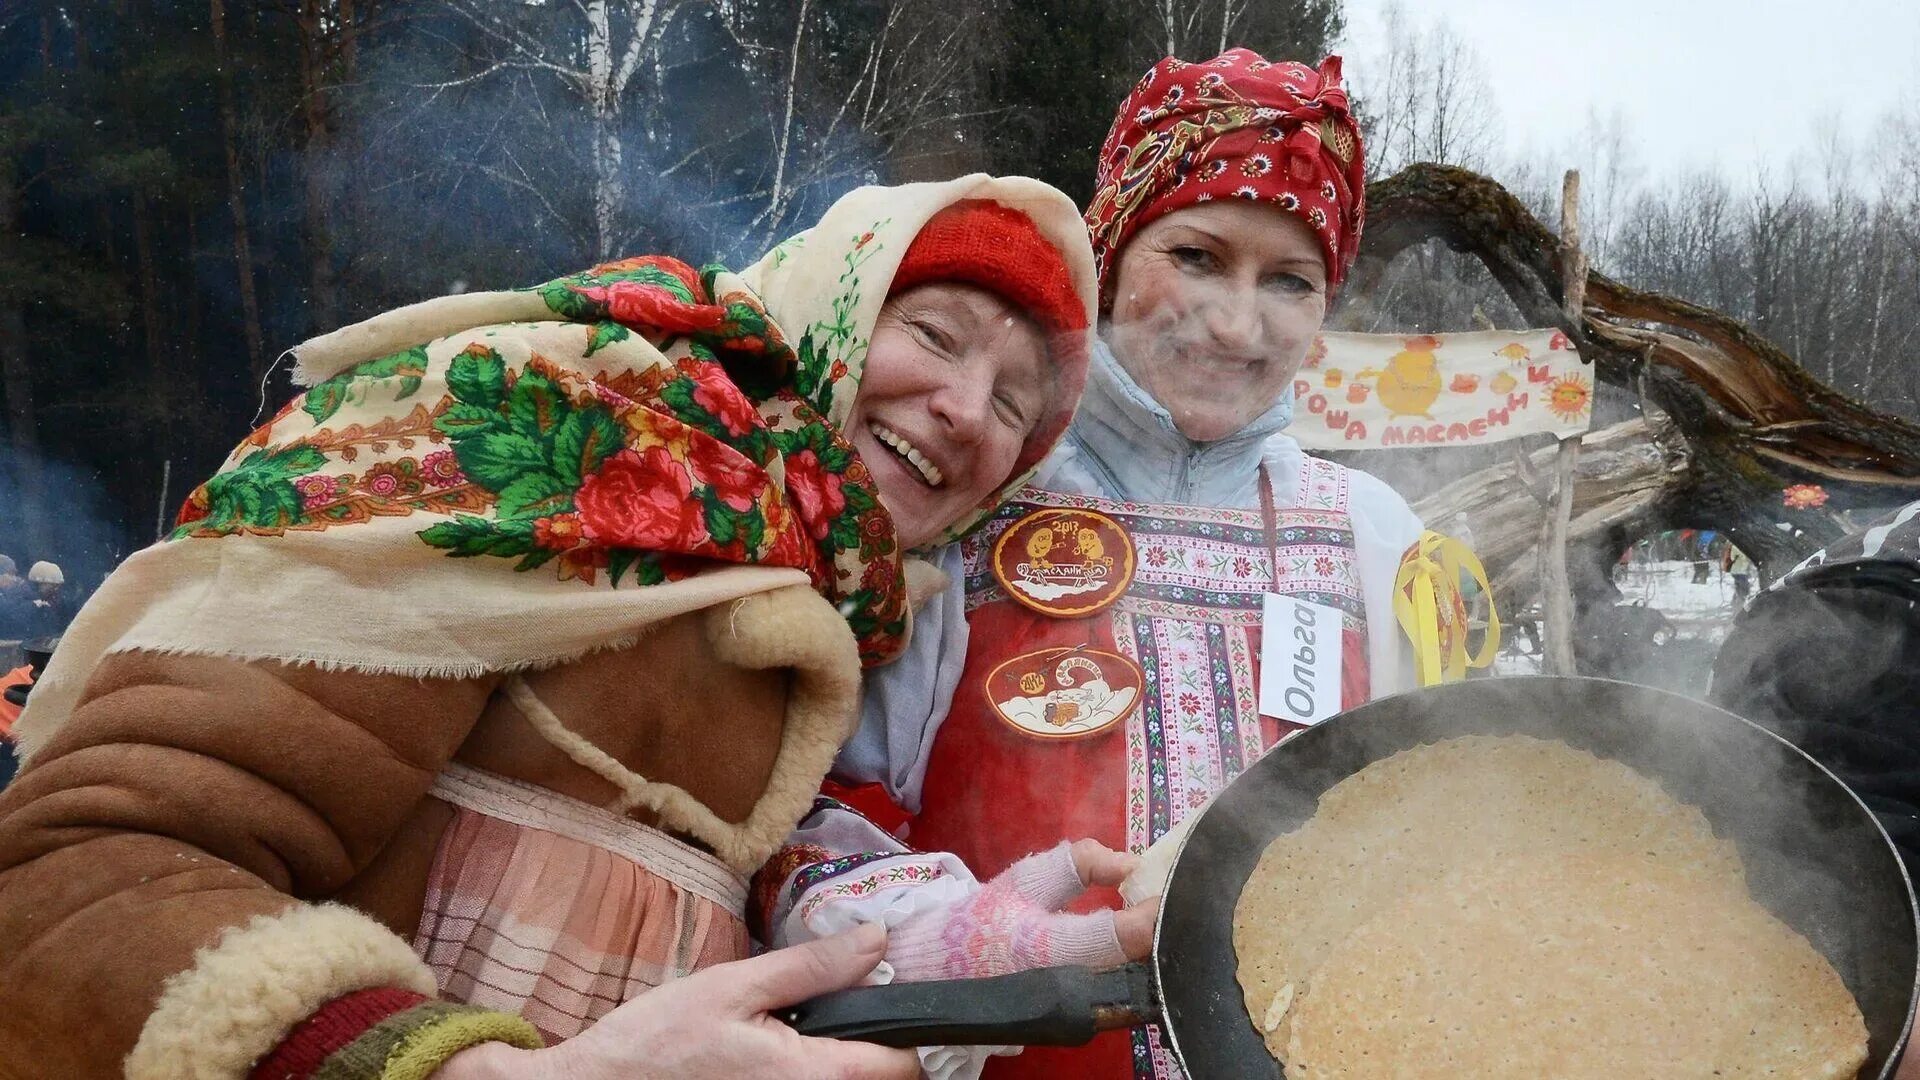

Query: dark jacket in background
[1711,502,1920,871]
[24,595,70,640]
[0,582,32,640]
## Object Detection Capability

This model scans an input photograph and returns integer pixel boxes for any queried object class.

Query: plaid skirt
[411,762,752,1042]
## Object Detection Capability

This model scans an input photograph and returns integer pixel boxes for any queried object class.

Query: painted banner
[1285,329,1594,451]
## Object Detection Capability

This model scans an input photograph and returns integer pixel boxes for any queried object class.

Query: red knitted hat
[887,199,1091,484]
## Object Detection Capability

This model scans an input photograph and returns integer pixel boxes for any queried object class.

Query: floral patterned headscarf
[20,176,1094,748]
[1085,49,1366,303]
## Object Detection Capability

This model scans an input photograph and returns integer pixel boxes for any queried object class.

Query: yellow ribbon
[1393,530,1501,686]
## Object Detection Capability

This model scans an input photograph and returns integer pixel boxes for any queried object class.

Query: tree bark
[762,0,810,248]
[578,0,660,259]
[0,164,51,562]
[584,0,622,261]
[1537,169,1586,675]
[211,0,266,381]
[131,193,167,390]
[1352,163,1920,584]
[297,0,339,330]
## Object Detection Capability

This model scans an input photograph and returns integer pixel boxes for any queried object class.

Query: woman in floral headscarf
[760,50,1424,1080]
[0,176,1094,1080]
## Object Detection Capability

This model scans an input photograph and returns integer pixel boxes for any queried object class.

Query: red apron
[914,455,1370,1079]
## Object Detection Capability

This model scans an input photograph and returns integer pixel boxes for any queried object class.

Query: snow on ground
[1492,560,1748,695]
[1615,560,1748,617]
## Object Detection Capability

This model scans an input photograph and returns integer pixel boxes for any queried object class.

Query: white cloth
[773,806,1014,1080]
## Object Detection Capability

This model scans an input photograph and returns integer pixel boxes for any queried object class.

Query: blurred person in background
[24,561,69,637]
[0,557,31,640]
[1726,544,1755,600]
[1712,507,1920,1080]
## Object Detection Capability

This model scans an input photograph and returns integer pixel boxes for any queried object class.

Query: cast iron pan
[785,676,1920,1078]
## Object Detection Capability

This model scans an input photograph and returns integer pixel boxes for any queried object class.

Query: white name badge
[1259,593,1344,726]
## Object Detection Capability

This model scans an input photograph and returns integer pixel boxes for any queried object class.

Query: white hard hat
[27,561,63,585]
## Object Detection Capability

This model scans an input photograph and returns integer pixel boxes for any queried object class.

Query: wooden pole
[1540,169,1587,675]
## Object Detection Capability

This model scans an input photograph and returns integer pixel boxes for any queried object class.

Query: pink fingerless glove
[886,842,1126,981]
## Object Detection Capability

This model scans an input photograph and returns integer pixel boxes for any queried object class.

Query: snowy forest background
[5,0,1920,592]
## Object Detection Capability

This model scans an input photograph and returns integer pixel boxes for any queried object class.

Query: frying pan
[785,676,1920,1078]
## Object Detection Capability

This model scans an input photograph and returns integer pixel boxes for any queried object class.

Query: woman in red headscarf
[760,49,1425,1080]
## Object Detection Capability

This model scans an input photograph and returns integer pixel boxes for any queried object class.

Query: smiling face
[1104,200,1330,443]
[848,282,1051,549]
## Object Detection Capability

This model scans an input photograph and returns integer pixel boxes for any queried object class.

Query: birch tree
[429,0,674,261]
[1133,0,1339,63]
[1349,1,1498,178]
[210,0,265,380]
[716,0,1003,252]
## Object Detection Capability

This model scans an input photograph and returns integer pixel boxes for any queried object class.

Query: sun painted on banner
[1290,328,1592,450]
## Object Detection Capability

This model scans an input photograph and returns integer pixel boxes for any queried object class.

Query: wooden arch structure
[1348,163,1920,606]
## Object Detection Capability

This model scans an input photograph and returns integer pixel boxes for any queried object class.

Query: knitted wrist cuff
[373,1003,544,1080]
[885,902,966,982]
[1040,909,1126,970]
[248,988,543,1080]
[1009,842,1086,911]
[251,988,427,1080]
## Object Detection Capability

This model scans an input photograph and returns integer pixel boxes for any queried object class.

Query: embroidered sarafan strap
[1257,464,1283,582]
[1393,530,1501,685]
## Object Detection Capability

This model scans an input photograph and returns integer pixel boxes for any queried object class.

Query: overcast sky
[1337,0,1920,183]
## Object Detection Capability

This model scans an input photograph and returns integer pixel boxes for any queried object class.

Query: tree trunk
[131,193,167,390]
[211,0,266,381]
[762,0,810,248]
[590,118,623,261]
[584,0,624,261]
[297,0,339,330]
[0,166,51,562]
[1538,168,1586,676]
[339,0,359,77]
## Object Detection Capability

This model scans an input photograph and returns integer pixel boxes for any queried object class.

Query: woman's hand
[1070,838,1158,962]
[886,840,1158,982]
[440,924,917,1080]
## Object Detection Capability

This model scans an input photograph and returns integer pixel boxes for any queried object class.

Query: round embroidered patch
[985,646,1144,740]
[990,508,1135,617]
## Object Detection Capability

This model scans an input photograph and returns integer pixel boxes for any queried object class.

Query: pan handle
[779,962,1156,1048]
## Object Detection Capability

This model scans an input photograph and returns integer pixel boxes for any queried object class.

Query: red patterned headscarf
[1085,49,1366,304]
